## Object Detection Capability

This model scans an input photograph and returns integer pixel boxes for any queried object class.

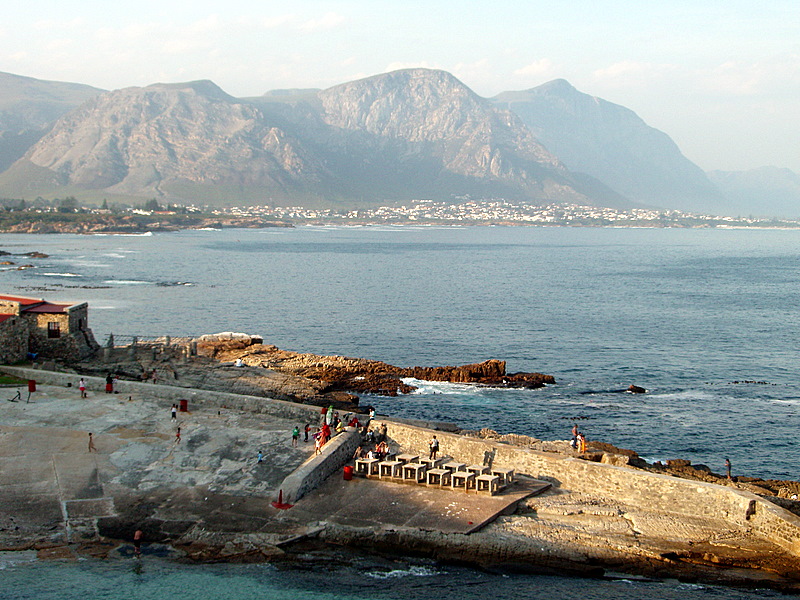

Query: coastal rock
[207,343,555,396]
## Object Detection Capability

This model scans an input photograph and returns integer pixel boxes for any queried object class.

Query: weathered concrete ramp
[283,474,550,534]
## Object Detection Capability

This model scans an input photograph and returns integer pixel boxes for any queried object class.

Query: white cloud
[384,61,436,72]
[454,58,490,74]
[703,56,800,96]
[262,14,296,29]
[298,12,345,34]
[513,58,556,78]
[33,18,85,31]
[593,60,668,81]
[94,22,163,43]
[43,38,75,53]
[184,14,224,36]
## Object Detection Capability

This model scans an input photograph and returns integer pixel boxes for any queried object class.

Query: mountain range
[0,69,795,217]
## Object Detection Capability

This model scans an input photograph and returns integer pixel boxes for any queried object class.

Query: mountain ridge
[491,79,726,213]
[0,68,795,216]
[1,69,606,208]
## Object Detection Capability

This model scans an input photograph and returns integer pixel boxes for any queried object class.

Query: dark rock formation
[201,339,554,397]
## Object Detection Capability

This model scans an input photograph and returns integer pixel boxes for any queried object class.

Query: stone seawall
[0,366,321,423]
[279,429,361,504]
[383,419,800,559]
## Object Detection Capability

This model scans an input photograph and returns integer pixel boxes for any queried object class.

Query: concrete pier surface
[2,373,800,592]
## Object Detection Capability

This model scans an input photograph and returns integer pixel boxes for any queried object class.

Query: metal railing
[103,334,196,348]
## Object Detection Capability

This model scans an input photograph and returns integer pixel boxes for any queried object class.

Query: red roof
[0,314,13,324]
[0,294,75,314]
[23,302,71,314]
[0,293,45,307]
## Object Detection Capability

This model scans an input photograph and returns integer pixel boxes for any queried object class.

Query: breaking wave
[364,565,442,579]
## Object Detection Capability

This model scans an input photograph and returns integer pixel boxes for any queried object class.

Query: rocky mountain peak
[318,68,489,141]
[143,80,236,103]
[20,80,304,196]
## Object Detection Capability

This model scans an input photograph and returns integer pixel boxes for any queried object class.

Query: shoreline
[5,216,800,235]
[2,364,800,593]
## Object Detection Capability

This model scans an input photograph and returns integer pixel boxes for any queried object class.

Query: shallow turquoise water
[0,555,787,600]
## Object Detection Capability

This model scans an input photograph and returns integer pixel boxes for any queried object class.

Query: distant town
[217,199,799,228]
[1,196,799,231]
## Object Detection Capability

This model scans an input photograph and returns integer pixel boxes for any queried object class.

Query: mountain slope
[492,79,726,212]
[255,69,622,205]
[707,167,800,218]
[0,71,103,174]
[0,80,333,205]
[2,70,604,207]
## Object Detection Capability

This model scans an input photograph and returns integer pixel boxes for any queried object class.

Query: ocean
[2,225,799,597]
[0,550,787,599]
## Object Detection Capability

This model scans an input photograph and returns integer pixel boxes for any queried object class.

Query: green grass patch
[0,373,27,386]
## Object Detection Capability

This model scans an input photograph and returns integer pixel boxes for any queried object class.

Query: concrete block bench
[426,468,452,487]
[451,471,476,491]
[476,474,501,495]
[402,461,428,483]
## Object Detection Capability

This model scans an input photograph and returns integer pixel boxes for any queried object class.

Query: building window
[47,322,61,338]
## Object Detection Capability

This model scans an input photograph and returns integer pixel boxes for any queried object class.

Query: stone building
[0,294,99,363]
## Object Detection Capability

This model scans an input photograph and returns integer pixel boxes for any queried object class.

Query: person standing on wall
[429,435,440,460]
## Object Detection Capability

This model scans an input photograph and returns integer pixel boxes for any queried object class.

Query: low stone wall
[278,428,362,504]
[384,419,800,559]
[0,366,320,423]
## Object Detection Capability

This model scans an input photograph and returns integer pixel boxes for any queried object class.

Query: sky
[2,1,798,172]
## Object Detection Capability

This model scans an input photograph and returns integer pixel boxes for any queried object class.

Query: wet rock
[208,343,555,396]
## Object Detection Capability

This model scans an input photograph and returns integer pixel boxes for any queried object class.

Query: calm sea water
[2,226,799,598]
[0,552,787,600]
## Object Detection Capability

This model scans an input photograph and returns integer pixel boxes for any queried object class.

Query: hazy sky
[2,1,798,172]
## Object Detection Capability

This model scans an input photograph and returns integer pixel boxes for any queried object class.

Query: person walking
[171,404,177,420]
[88,432,97,452]
[79,378,87,398]
[292,426,300,447]
[257,450,263,464]
[175,427,181,443]
[725,458,732,480]
[105,374,114,394]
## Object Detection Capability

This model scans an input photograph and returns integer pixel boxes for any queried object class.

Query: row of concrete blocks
[354,453,515,495]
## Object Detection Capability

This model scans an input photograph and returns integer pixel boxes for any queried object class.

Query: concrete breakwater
[382,421,800,563]
[2,366,800,591]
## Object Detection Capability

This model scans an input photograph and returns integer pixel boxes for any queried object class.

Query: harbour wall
[279,428,361,504]
[383,419,800,559]
[0,366,321,423]
[6,364,800,559]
